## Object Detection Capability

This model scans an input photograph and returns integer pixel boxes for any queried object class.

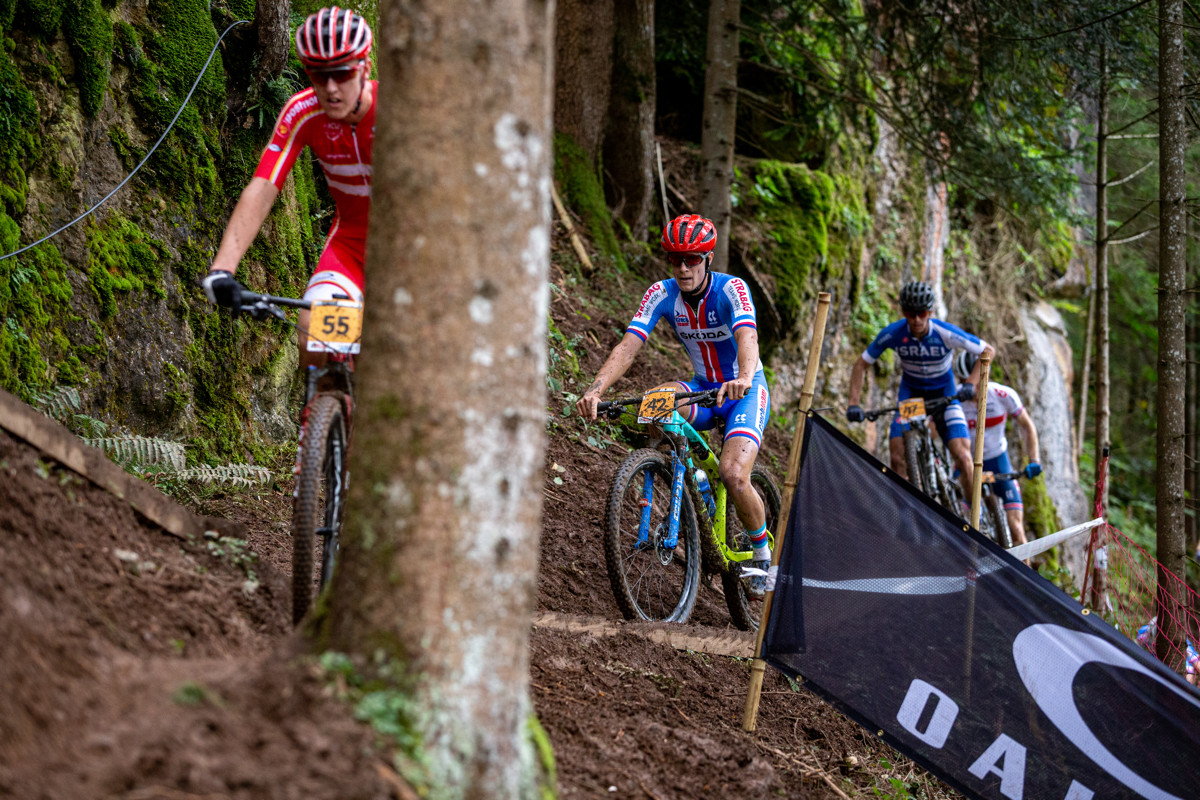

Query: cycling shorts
[984,452,1022,510]
[889,377,969,443]
[311,222,367,296]
[676,371,771,448]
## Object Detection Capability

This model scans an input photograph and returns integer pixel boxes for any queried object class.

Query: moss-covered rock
[64,0,113,116]
[14,0,63,39]
[554,132,625,270]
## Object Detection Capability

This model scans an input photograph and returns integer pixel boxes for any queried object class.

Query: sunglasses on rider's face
[667,252,707,268]
[306,65,361,85]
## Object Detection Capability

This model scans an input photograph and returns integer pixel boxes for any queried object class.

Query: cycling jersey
[960,382,1024,461]
[627,271,763,385]
[862,318,988,391]
[254,83,375,292]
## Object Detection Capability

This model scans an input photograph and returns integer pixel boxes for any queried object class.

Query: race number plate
[638,387,677,423]
[307,300,363,354]
[898,397,927,422]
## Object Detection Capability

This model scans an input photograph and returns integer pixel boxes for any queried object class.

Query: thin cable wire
[0,19,250,263]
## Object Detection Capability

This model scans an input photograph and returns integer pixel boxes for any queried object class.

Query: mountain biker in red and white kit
[576,215,774,594]
[846,280,995,501]
[953,350,1042,548]
[201,6,374,372]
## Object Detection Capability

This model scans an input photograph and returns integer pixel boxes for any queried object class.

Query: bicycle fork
[635,454,687,554]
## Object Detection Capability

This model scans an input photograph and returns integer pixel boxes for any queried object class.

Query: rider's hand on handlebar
[846,405,864,423]
[1024,462,1042,479]
[716,376,751,406]
[202,269,244,312]
[576,392,602,421]
[955,383,976,401]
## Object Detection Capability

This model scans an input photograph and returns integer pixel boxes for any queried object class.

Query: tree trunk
[1094,43,1110,502]
[254,0,290,82]
[603,0,656,240]
[323,2,554,796]
[1076,276,1094,465]
[1156,0,1188,671]
[554,0,614,165]
[699,0,740,268]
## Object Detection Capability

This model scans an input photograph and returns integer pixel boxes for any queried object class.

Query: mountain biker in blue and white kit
[576,214,773,594]
[952,350,1042,548]
[845,281,994,501]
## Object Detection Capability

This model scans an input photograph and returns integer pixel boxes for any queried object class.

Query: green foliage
[85,213,167,315]
[14,0,63,39]
[0,0,15,30]
[739,159,867,330]
[0,241,76,395]
[63,0,113,116]
[172,681,222,707]
[554,133,626,270]
[527,715,557,800]
[0,50,38,215]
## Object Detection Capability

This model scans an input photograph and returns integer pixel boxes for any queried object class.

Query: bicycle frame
[619,400,768,566]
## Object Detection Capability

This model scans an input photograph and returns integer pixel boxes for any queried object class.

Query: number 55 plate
[308,300,363,354]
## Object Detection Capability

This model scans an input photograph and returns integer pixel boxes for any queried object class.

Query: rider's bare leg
[1006,508,1028,546]
[719,438,765,532]
[947,436,974,498]
[889,435,907,477]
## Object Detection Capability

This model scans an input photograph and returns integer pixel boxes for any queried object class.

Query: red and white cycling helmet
[661,214,717,254]
[295,7,373,70]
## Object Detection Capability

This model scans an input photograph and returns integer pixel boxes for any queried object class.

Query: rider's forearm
[848,358,867,406]
[211,178,280,275]
[584,333,642,397]
[967,344,996,386]
[1018,414,1040,463]
[734,327,759,382]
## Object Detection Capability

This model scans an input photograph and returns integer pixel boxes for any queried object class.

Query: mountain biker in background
[846,280,994,501]
[576,214,774,594]
[201,7,374,373]
[953,351,1042,548]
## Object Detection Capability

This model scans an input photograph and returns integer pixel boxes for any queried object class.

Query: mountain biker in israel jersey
[576,214,773,594]
[845,280,994,500]
[201,7,374,372]
[953,350,1042,548]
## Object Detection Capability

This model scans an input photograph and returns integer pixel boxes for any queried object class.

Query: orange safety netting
[1081,450,1200,684]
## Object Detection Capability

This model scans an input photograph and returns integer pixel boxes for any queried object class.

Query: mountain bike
[977,470,1020,549]
[859,395,965,520]
[239,290,362,624]
[596,387,781,630]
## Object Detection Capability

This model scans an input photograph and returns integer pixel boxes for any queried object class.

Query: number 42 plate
[308,300,363,354]
[638,387,676,423]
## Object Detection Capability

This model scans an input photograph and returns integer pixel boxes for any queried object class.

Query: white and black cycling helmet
[899,280,935,313]
[953,349,977,381]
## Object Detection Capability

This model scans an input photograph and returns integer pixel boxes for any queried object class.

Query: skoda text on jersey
[862,318,988,390]
[627,272,763,385]
[254,83,376,291]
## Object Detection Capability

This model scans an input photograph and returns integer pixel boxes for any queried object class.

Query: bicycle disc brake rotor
[651,522,675,566]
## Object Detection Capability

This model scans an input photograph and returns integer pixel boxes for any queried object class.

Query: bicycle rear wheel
[984,494,1013,549]
[603,449,701,623]
[292,394,348,625]
[721,468,783,632]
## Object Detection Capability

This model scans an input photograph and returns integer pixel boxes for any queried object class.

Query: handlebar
[859,394,957,422]
[596,388,719,420]
[238,290,312,321]
[981,471,1023,483]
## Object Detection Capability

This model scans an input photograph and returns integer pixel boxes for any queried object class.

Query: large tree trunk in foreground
[699,0,740,268]
[603,0,656,240]
[325,1,554,796]
[1156,0,1188,670]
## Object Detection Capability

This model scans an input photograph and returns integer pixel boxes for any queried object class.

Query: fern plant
[32,386,275,490]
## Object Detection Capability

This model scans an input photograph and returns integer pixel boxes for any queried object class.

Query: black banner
[763,414,1200,800]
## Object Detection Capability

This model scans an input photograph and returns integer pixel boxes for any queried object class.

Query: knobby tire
[985,494,1013,549]
[902,429,927,495]
[603,449,701,623]
[291,394,347,625]
[721,468,783,632]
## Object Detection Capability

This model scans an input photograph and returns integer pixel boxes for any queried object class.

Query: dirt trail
[0,259,956,799]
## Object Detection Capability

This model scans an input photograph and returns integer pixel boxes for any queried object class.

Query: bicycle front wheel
[603,449,701,623]
[902,429,928,494]
[985,494,1013,549]
[721,468,783,632]
[291,394,348,625]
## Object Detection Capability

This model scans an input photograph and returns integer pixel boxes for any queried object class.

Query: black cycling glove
[955,383,976,401]
[846,405,864,423]
[202,270,244,312]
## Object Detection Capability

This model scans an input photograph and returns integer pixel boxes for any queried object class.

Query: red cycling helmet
[661,214,717,253]
[295,7,373,69]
